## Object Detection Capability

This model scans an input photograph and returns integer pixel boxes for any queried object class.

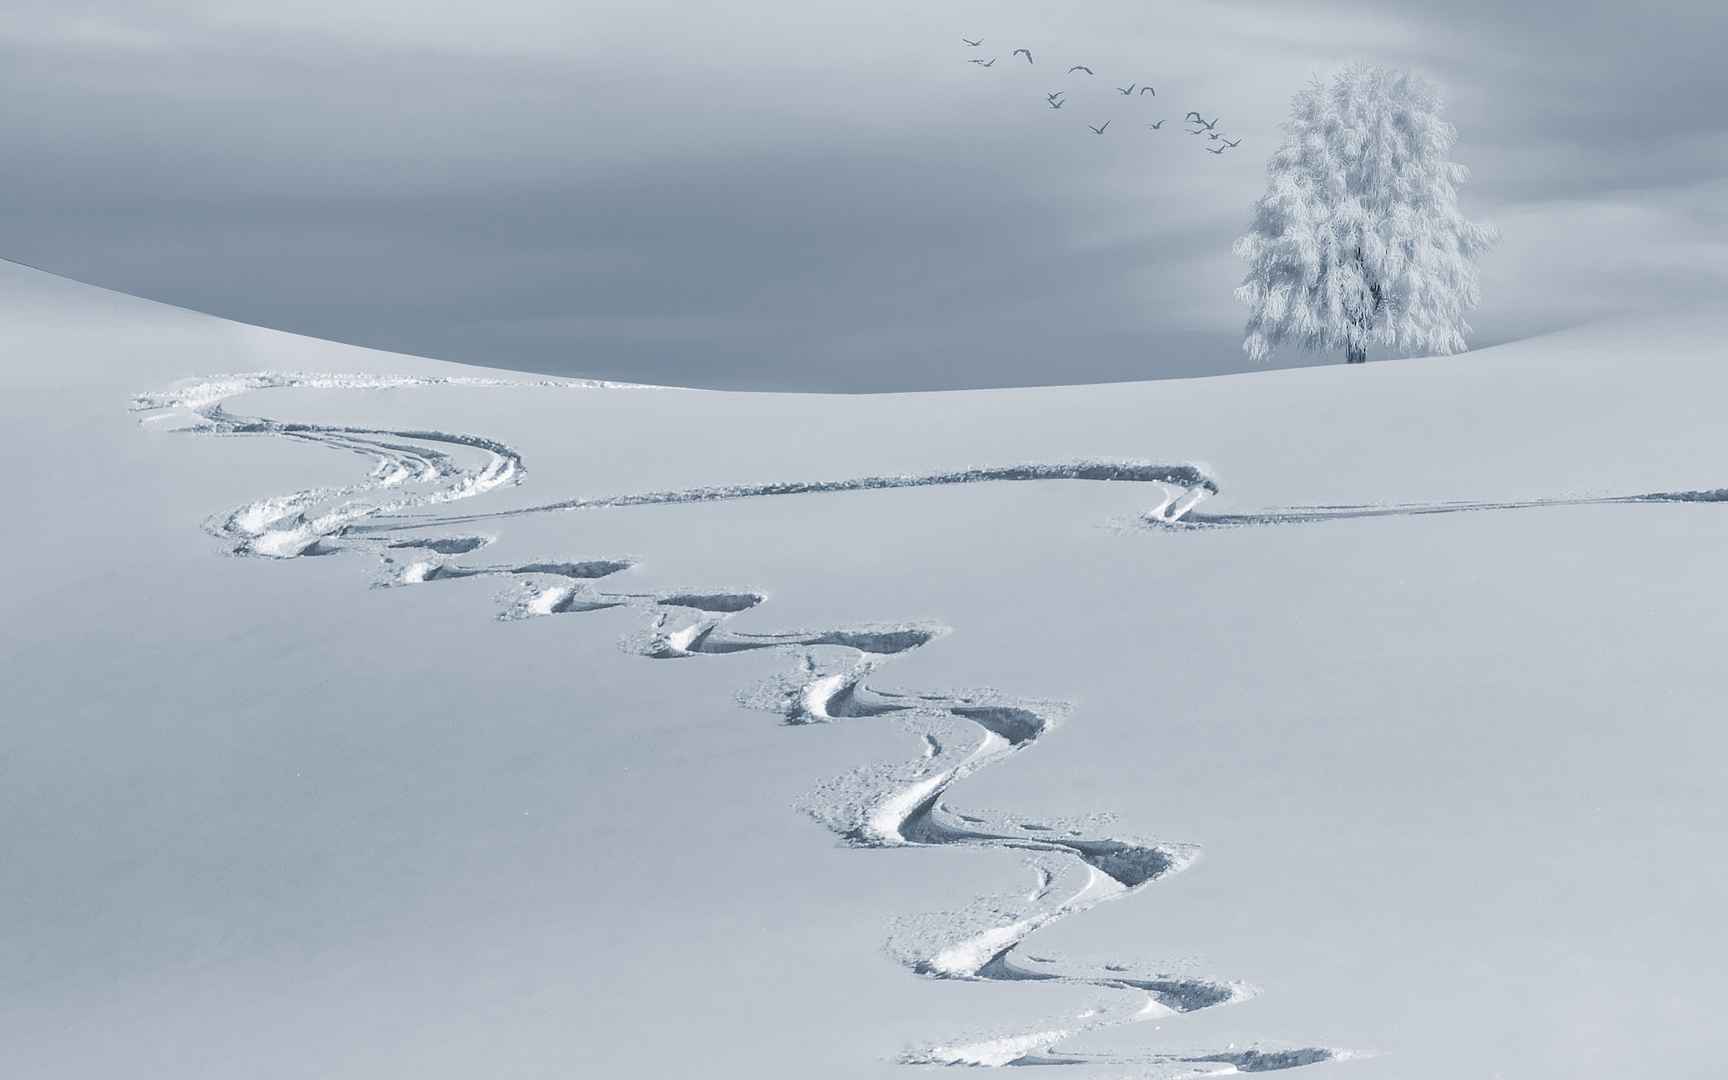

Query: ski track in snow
[1156,490,1728,530]
[135,370,1728,1073]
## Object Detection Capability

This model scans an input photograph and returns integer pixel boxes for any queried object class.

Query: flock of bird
[960,37,1241,153]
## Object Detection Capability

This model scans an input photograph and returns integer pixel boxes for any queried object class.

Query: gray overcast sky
[3,1,1724,390]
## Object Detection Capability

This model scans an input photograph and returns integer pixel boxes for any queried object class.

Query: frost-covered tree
[1234,65,1496,364]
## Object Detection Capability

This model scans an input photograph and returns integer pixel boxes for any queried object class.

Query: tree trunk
[1346,247,1380,366]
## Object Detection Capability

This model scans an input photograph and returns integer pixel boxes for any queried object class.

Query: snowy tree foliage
[1234,65,1497,364]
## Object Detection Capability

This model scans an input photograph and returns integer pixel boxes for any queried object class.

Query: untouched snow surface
[5,257,1727,1079]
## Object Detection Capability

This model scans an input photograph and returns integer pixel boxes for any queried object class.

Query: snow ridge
[133,372,1337,1074]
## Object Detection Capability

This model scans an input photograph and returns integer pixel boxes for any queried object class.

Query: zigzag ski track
[142,370,1728,1072]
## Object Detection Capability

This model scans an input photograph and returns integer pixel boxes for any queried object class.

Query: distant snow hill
[5,257,1725,1080]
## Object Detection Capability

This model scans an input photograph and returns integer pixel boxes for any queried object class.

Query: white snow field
[4,256,1726,1079]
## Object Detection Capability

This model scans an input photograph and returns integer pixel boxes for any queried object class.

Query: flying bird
[1046,91,1064,102]
[1208,130,1226,140]
[1048,98,1066,109]
[963,37,983,47]
[1185,126,1208,135]
[976,57,997,67]
[1068,65,1094,75]
[1013,48,1033,63]
[1220,138,1241,148]
[1139,86,1156,96]
[1184,111,1204,122]
[1117,83,1136,95]
[1146,120,1167,129]
[1194,115,1220,130]
[1206,145,1228,154]
[1088,120,1110,134]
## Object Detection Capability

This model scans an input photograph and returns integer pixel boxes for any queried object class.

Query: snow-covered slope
[5,257,1725,1079]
